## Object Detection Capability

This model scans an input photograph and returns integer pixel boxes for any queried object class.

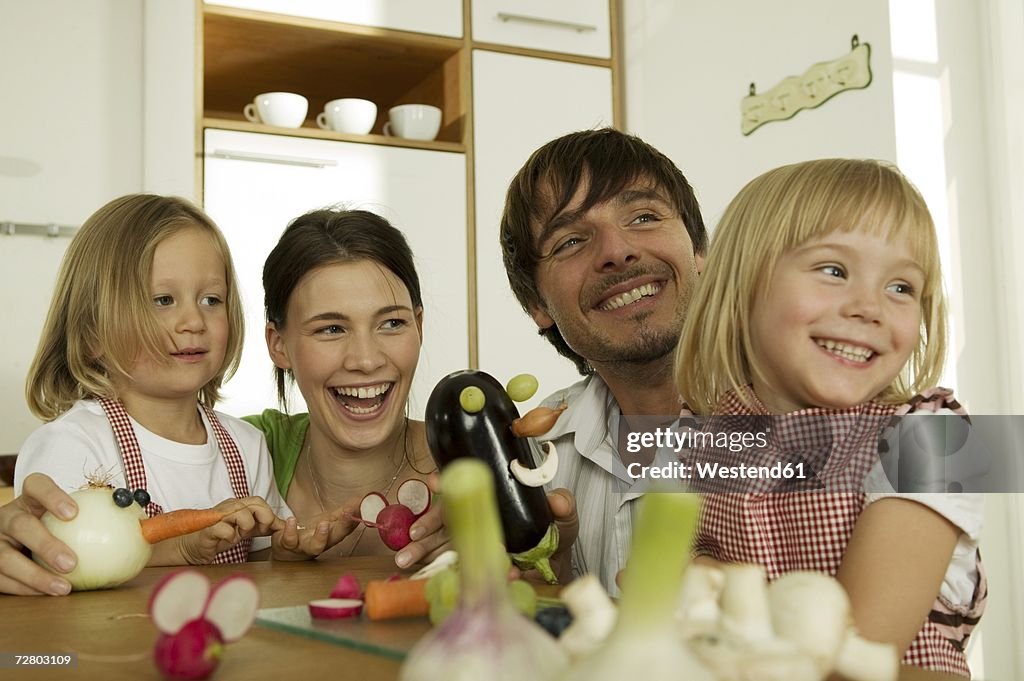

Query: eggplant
[425,370,553,553]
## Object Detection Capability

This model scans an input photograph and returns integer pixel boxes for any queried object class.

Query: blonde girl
[676,159,984,676]
[15,194,337,569]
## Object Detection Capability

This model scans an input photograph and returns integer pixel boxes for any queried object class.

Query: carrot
[511,403,567,438]
[364,578,429,620]
[140,508,226,544]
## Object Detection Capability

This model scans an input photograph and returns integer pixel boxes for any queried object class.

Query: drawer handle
[209,149,338,168]
[496,12,597,33]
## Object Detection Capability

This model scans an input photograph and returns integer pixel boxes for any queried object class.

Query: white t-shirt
[14,399,292,552]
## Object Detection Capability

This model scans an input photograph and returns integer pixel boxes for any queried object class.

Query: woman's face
[268,260,422,451]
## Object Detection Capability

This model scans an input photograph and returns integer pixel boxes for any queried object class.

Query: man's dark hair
[499,128,707,374]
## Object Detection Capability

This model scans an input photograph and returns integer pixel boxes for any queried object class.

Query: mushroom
[510,441,559,487]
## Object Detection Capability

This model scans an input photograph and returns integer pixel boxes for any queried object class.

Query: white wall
[0,0,143,453]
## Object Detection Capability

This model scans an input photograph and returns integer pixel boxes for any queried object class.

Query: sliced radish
[359,492,388,524]
[149,569,212,636]
[330,573,362,600]
[396,478,431,517]
[203,575,260,643]
[308,598,364,619]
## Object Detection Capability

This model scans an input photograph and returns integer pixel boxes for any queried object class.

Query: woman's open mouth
[330,382,394,415]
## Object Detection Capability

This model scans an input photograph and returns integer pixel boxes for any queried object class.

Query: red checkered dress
[683,388,986,677]
[97,397,252,564]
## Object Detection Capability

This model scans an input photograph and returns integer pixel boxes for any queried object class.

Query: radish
[370,503,417,550]
[308,598,364,619]
[359,492,389,523]
[330,572,362,600]
[149,570,260,680]
[154,619,224,681]
[397,478,431,517]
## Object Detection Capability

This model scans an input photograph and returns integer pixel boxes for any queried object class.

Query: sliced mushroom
[510,441,559,487]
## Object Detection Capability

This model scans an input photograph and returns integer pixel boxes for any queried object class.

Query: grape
[505,374,539,402]
[459,386,486,414]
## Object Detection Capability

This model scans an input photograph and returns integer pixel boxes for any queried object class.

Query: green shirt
[243,410,309,498]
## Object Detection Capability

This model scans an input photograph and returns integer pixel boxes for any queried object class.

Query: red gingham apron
[96,397,252,564]
[684,388,986,678]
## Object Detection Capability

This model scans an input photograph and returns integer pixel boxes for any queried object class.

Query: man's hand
[0,473,79,596]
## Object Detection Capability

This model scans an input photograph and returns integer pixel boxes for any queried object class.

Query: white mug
[316,98,377,135]
[243,92,308,128]
[382,104,442,141]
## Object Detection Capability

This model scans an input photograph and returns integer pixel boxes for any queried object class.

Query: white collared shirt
[531,374,654,596]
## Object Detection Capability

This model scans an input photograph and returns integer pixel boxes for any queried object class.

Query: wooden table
[0,556,965,681]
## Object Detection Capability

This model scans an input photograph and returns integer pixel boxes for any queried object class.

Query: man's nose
[593,224,639,272]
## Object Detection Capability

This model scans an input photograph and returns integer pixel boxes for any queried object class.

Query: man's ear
[695,252,706,275]
[265,323,292,370]
[529,303,555,331]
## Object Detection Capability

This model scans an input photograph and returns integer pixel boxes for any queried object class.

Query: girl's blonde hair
[26,194,245,421]
[676,158,947,413]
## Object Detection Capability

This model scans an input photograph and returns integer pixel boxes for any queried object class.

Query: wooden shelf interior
[203,9,465,144]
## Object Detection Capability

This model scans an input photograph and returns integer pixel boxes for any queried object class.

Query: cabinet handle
[209,149,338,168]
[496,12,597,33]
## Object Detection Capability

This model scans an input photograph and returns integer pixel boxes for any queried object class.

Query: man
[500,128,707,592]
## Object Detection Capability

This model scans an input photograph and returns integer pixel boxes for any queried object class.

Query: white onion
[38,486,152,591]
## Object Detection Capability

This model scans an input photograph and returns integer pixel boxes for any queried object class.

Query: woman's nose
[344,332,386,372]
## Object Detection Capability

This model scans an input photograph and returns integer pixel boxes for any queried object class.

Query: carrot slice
[140,508,225,544]
[364,579,429,620]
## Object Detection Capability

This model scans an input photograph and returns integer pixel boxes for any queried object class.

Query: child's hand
[271,500,360,561]
[172,496,284,565]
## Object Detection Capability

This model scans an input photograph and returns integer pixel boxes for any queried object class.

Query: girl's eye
[819,265,846,278]
[887,282,915,296]
[201,295,223,306]
[153,295,174,307]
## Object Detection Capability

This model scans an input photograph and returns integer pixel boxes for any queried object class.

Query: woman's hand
[161,496,285,565]
[0,473,79,596]
[272,499,360,561]
[394,473,450,569]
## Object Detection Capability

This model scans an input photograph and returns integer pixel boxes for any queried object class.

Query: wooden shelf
[202,117,466,153]
[203,6,466,144]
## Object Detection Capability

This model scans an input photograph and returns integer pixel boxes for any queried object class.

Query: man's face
[529,177,703,370]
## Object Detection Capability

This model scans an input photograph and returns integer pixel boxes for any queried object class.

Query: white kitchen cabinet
[204,0,463,38]
[473,50,613,410]
[203,129,468,419]
[472,0,611,58]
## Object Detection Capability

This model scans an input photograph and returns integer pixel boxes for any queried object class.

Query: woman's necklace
[303,436,407,556]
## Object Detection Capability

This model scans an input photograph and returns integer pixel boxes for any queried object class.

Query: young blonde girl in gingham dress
[675,159,985,677]
[15,195,333,568]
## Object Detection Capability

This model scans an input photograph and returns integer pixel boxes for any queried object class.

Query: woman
[245,209,448,568]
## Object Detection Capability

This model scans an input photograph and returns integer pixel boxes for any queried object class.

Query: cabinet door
[205,0,463,38]
[472,0,610,58]
[203,129,468,419]
[473,50,613,410]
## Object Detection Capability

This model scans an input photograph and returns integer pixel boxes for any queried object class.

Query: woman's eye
[819,265,846,278]
[153,295,174,307]
[317,324,344,336]
[381,318,408,331]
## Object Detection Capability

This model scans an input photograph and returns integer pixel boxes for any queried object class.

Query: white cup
[383,104,442,141]
[316,98,377,135]
[243,92,308,128]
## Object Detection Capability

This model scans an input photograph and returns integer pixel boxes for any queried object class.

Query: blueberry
[535,605,573,638]
[112,487,133,508]
[133,488,151,507]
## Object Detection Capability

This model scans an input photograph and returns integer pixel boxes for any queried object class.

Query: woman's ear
[265,322,292,370]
